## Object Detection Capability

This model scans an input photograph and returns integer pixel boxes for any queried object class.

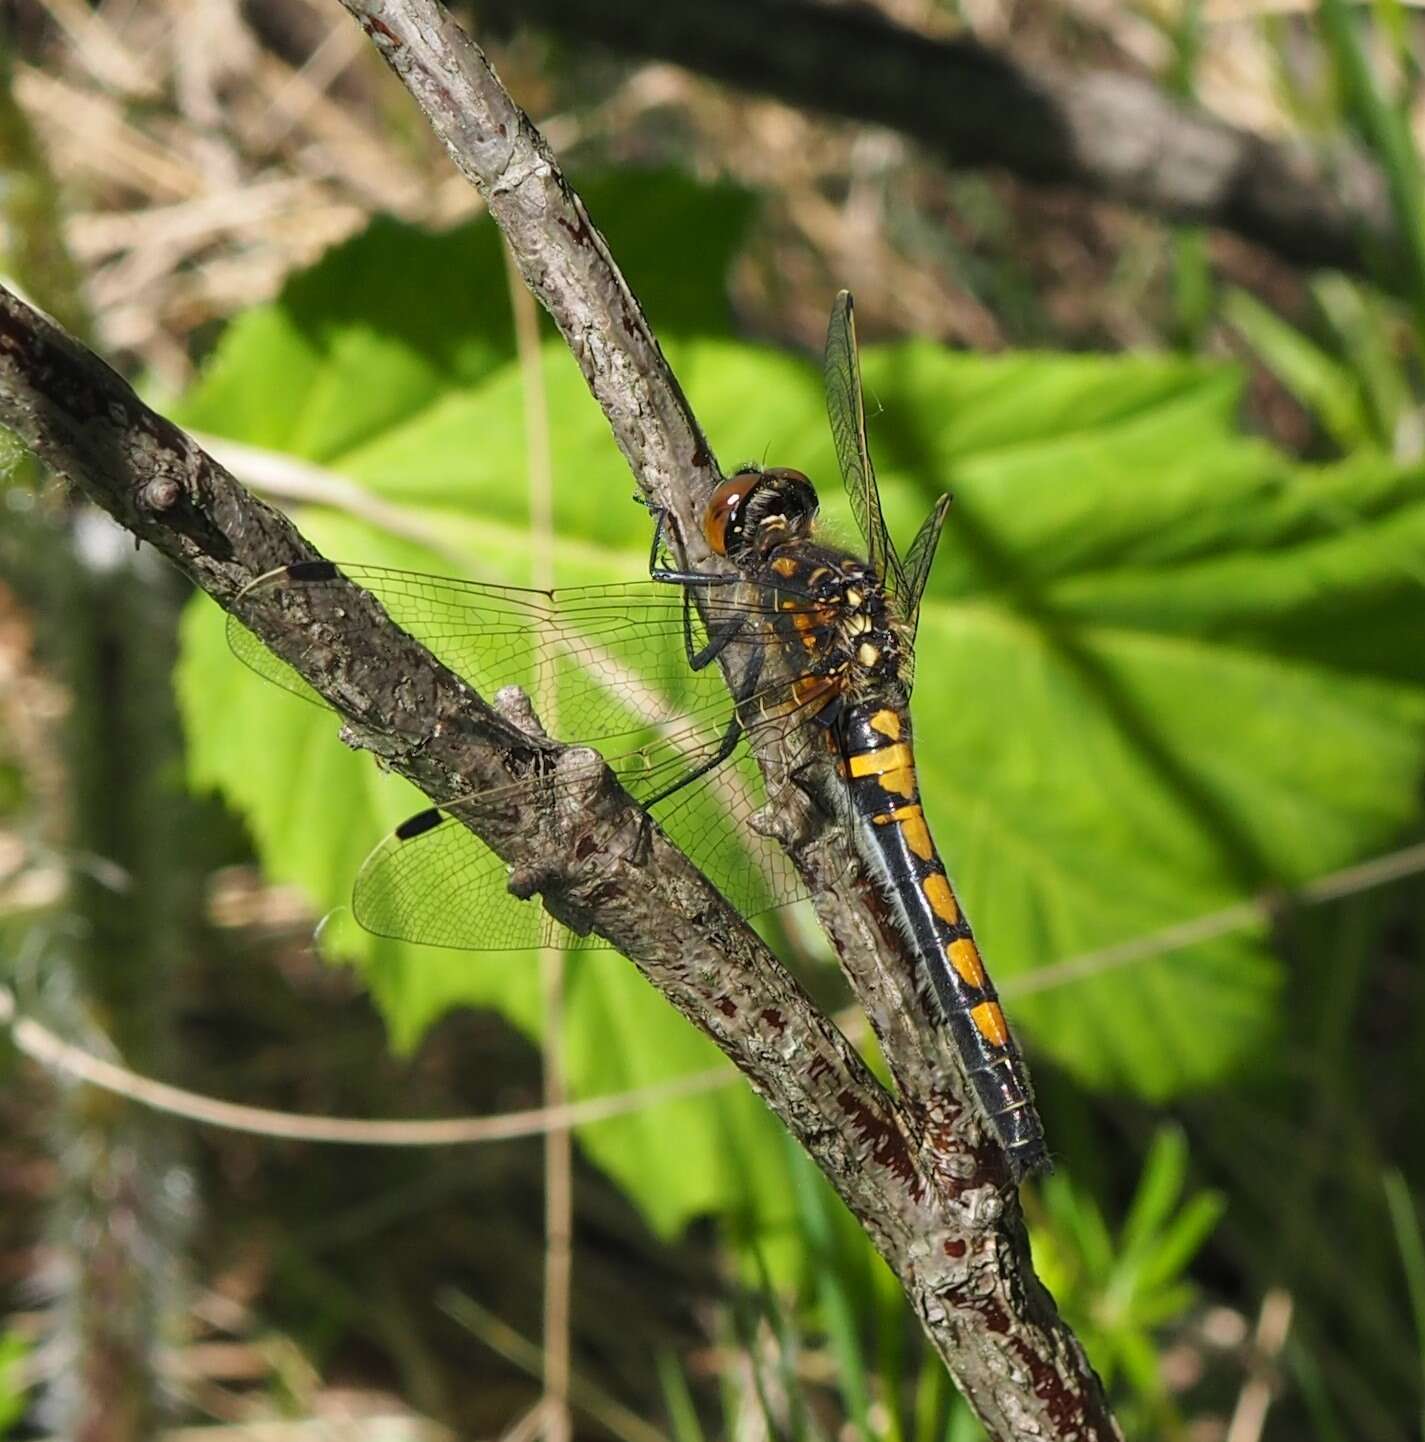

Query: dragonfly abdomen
[839,700,1049,1178]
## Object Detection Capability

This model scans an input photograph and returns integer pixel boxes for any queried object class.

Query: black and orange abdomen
[840,700,1048,1177]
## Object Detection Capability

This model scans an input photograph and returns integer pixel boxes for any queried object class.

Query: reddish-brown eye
[703,470,763,556]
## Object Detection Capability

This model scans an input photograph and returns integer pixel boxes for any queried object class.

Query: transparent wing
[824,290,906,600]
[227,560,833,952]
[351,707,817,952]
[227,561,827,745]
[898,491,953,641]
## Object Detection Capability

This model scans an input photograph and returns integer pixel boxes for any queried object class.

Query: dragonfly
[229,291,1048,1179]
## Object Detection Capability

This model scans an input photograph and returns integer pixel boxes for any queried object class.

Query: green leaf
[849,341,1425,1095]
[177,190,1425,1244]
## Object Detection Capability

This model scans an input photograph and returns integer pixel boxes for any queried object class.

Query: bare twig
[0,980,731,1143]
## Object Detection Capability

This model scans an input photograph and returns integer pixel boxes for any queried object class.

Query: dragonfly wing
[897,491,953,640]
[353,804,601,951]
[227,562,783,744]
[349,703,813,954]
[650,733,810,926]
[824,291,906,600]
[231,562,832,953]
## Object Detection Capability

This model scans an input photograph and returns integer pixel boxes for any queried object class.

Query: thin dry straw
[5,836,1425,1146]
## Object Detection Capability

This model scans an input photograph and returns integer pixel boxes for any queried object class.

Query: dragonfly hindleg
[640,643,764,810]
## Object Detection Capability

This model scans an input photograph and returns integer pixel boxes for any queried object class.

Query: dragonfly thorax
[763,542,908,699]
[825,561,907,693]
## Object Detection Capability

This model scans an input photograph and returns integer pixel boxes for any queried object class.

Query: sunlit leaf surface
[176,175,1425,1239]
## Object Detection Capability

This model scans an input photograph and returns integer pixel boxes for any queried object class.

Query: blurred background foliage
[1,0,1424,1439]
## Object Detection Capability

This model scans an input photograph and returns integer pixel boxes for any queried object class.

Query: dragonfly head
[704,466,819,563]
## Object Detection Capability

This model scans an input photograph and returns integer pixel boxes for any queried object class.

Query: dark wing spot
[286,560,341,582]
[395,807,445,841]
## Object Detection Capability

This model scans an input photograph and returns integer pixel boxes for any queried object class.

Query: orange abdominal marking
[870,709,901,739]
[872,803,933,859]
[971,1000,1010,1046]
[772,556,798,578]
[848,742,916,798]
[922,872,961,926]
[949,938,987,988]
[848,743,911,776]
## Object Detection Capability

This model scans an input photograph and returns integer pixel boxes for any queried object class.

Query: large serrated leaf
[176,178,1425,1238]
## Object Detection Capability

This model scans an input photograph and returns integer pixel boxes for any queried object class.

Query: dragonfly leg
[647,509,749,671]
[681,584,747,672]
[641,644,764,809]
[647,505,743,588]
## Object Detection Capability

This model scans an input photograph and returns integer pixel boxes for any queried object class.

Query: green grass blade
[1118,1127,1189,1263]
[1382,1169,1425,1435]
[1317,0,1425,339]
[947,1400,987,1442]
[0,1332,30,1440]
[655,1348,707,1442]
[1222,288,1372,449]
[787,1145,874,1440]
[1136,1193,1228,1294]
[1311,273,1408,450]
[1286,1335,1349,1442]
[912,1353,949,1442]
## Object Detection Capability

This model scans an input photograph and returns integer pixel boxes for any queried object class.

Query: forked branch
[0,0,1123,1433]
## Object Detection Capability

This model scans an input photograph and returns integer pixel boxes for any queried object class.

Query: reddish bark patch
[943,1238,967,1258]
[362,15,400,45]
[807,1055,835,1085]
[836,1089,922,1195]
[917,1099,1010,1197]
[760,1008,787,1035]
[961,1295,1010,1336]
[556,210,594,248]
[715,996,737,1018]
[1010,1339,1093,1434]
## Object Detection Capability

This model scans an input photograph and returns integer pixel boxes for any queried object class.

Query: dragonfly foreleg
[647,504,743,589]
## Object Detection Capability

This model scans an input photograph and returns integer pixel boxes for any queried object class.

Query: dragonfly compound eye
[704,467,820,560]
[703,470,766,557]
